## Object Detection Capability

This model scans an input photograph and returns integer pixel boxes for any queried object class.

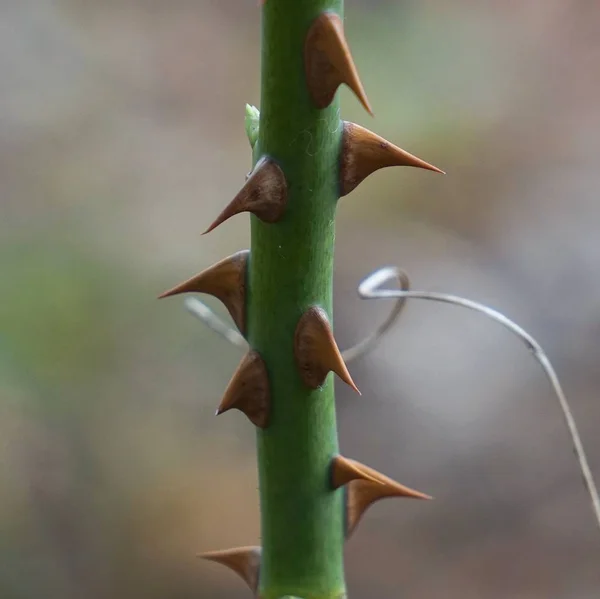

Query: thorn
[331,455,381,488]
[304,12,373,115]
[203,157,287,234]
[199,546,261,592]
[158,250,248,334]
[340,121,445,196]
[216,351,271,429]
[294,306,360,394]
[345,466,432,538]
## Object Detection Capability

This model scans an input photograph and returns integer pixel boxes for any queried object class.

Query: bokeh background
[1,1,599,597]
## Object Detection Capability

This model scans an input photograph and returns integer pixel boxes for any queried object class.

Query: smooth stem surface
[248,1,345,598]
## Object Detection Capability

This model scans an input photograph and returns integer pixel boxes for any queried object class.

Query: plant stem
[248,1,345,598]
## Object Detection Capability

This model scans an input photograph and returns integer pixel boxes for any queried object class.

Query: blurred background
[1,0,599,597]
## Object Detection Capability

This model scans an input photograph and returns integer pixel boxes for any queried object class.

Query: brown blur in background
[1,1,599,597]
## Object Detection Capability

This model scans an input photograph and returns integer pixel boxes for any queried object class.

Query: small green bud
[245,103,260,148]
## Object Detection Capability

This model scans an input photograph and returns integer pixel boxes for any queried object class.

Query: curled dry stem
[358,265,600,532]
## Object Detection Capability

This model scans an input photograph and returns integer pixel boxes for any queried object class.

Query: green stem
[247,1,345,598]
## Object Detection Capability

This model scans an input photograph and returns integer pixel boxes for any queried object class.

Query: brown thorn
[346,470,432,538]
[199,546,261,592]
[304,12,373,115]
[294,306,360,394]
[331,455,381,489]
[157,250,248,334]
[216,350,271,429]
[203,157,287,234]
[340,121,445,196]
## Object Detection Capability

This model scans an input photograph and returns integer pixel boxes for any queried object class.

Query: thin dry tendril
[357,265,600,532]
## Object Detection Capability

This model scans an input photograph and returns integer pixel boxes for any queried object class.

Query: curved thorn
[304,12,373,115]
[331,455,381,489]
[294,306,361,394]
[202,157,287,234]
[356,265,600,532]
[216,350,271,429]
[199,546,261,592]
[346,476,431,538]
[158,250,248,334]
[340,121,444,196]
